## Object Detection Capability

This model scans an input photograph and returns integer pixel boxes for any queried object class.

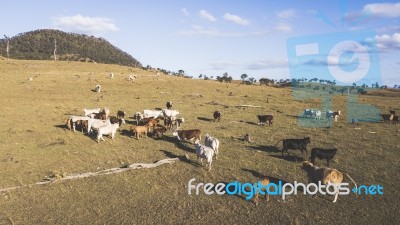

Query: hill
[0,29,141,67]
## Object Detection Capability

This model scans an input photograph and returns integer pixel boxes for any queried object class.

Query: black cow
[213,111,222,122]
[274,137,311,157]
[390,110,396,115]
[257,115,273,126]
[166,101,173,109]
[117,110,126,119]
[309,148,337,166]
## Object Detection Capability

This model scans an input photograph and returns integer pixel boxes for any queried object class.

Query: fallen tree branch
[0,158,180,192]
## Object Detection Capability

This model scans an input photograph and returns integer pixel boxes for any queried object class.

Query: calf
[205,134,220,159]
[145,118,160,131]
[117,110,126,119]
[166,101,173,109]
[213,111,222,122]
[133,112,143,125]
[153,124,167,138]
[173,129,201,142]
[257,115,274,126]
[313,110,322,120]
[253,178,270,205]
[194,139,214,171]
[309,148,337,166]
[130,125,149,139]
[97,123,119,143]
[275,137,311,157]
[301,161,357,202]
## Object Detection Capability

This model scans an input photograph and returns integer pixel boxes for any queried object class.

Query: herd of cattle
[63,102,396,203]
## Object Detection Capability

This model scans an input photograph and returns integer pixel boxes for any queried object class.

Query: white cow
[205,134,220,159]
[87,118,111,134]
[128,74,137,81]
[143,109,163,118]
[97,123,120,142]
[313,110,322,120]
[84,108,101,117]
[109,73,114,79]
[95,84,101,93]
[133,112,144,125]
[194,139,214,171]
[163,109,180,118]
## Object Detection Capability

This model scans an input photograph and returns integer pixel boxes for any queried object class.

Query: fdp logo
[286,3,381,128]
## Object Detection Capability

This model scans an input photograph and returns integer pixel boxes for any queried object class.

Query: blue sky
[2,0,400,85]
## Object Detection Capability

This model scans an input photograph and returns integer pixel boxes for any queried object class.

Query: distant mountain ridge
[0,29,141,67]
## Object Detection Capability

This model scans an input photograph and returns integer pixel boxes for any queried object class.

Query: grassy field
[0,59,399,224]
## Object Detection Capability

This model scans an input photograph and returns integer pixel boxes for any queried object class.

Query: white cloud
[373,33,400,49]
[275,23,292,32]
[277,9,296,20]
[53,14,119,33]
[182,8,189,16]
[223,13,250,25]
[362,3,400,17]
[199,10,216,22]
[179,26,269,38]
[246,59,288,70]
[211,60,242,70]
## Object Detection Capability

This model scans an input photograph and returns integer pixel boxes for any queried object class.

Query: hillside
[0,29,141,67]
[0,59,398,224]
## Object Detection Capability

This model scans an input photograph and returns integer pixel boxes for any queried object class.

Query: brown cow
[130,125,149,139]
[172,129,201,142]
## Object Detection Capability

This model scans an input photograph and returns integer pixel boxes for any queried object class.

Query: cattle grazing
[166,101,173,109]
[153,125,168,138]
[109,116,126,126]
[205,134,220,159]
[109,73,114,79]
[97,123,119,143]
[128,74,136,81]
[95,84,101,93]
[244,133,251,143]
[309,148,337,166]
[326,110,341,122]
[145,118,160,131]
[83,108,101,117]
[194,139,214,171]
[130,125,149,139]
[301,161,357,202]
[89,111,107,120]
[257,115,274,126]
[173,129,201,142]
[213,111,222,122]
[133,112,144,125]
[253,178,270,205]
[381,113,394,123]
[313,110,322,120]
[117,110,126,119]
[87,119,111,134]
[143,109,163,119]
[66,116,90,132]
[389,110,396,115]
[274,137,311,157]
[165,117,184,130]
[303,109,314,118]
[163,109,180,118]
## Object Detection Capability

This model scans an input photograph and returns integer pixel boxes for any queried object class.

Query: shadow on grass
[247,145,281,153]
[163,136,194,153]
[269,154,305,163]
[197,117,214,122]
[120,129,133,138]
[159,150,199,167]
[241,168,290,185]
[54,124,69,131]
[239,120,259,126]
